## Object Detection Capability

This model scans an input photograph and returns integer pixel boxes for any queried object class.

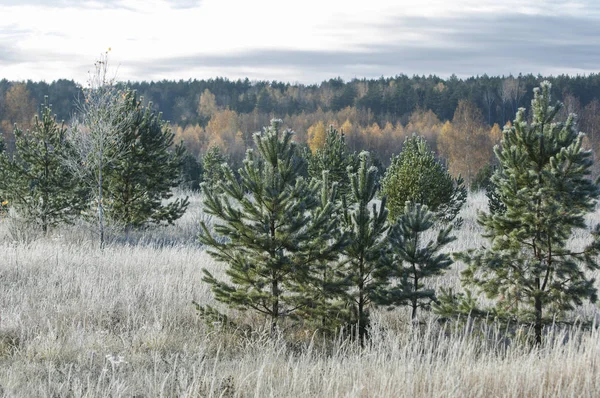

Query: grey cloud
[0,26,31,65]
[0,44,23,65]
[128,13,600,82]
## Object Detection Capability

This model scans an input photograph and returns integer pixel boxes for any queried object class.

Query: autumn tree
[198,88,218,121]
[173,123,208,158]
[307,120,327,152]
[405,108,442,151]
[438,100,493,185]
[1,83,37,154]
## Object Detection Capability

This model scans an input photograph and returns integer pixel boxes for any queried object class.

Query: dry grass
[0,191,598,397]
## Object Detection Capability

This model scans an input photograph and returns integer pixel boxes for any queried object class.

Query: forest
[3,73,600,185]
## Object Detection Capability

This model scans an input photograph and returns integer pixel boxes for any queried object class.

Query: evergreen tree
[342,151,390,346]
[485,167,507,216]
[450,82,600,345]
[470,163,494,192]
[385,202,455,322]
[295,170,351,333]
[0,97,85,233]
[104,93,188,229]
[179,152,203,191]
[199,119,345,332]
[307,125,357,196]
[202,145,228,192]
[381,135,466,224]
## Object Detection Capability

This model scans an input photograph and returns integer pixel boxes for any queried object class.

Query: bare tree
[498,76,524,122]
[65,51,133,248]
[482,87,496,125]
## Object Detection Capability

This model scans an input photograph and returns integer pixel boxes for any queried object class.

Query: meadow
[0,191,598,397]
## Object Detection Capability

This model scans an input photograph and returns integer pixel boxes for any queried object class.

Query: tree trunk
[411,273,418,323]
[271,277,279,334]
[270,219,278,334]
[98,163,105,250]
[358,256,366,348]
[534,286,542,346]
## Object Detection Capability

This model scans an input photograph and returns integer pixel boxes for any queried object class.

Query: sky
[1,0,600,84]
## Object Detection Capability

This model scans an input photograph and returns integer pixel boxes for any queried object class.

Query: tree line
[3,73,600,185]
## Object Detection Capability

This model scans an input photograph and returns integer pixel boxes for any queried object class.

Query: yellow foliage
[489,123,502,146]
[173,124,207,158]
[438,101,493,184]
[198,89,218,119]
[206,109,240,151]
[307,121,327,152]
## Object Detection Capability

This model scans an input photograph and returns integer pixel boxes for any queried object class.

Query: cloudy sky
[1,0,600,84]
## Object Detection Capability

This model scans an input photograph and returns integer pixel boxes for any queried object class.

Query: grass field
[0,192,598,397]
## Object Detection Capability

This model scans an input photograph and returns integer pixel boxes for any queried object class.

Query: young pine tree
[385,202,455,322]
[342,151,390,346]
[294,170,351,333]
[381,134,466,224]
[307,125,357,196]
[453,82,600,345]
[202,145,228,192]
[199,119,345,332]
[104,93,188,229]
[0,97,85,233]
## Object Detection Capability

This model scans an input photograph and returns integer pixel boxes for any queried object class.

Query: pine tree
[385,202,455,322]
[202,145,228,192]
[455,82,600,345]
[342,151,390,346]
[104,93,188,229]
[307,125,358,196]
[295,170,351,333]
[0,97,85,233]
[381,134,466,224]
[199,119,345,332]
[179,152,203,191]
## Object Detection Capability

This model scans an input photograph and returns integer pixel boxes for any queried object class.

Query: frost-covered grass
[0,191,599,397]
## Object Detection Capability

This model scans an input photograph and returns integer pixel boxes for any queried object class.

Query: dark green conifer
[202,145,228,192]
[385,202,455,322]
[381,134,466,224]
[342,151,390,346]
[104,92,188,229]
[307,125,357,196]
[450,82,600,345]
[294,170,351,333]
[199,119,345,332]
[0,97,85,233]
